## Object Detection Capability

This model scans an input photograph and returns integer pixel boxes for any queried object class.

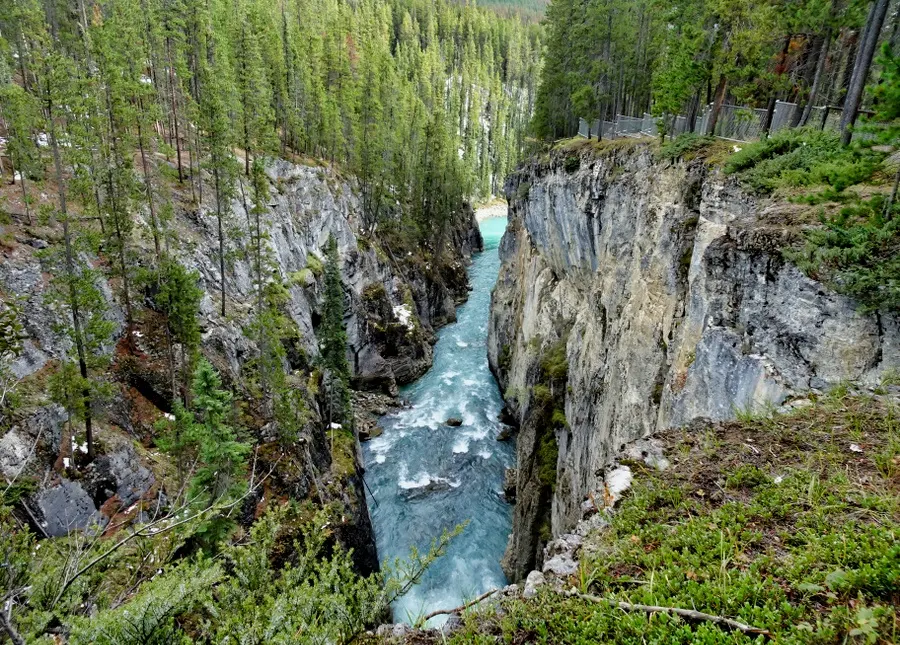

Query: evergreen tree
[175,358,250,504]
[0,58,43,224]
[320,236,351,426]
[156,258,203,401]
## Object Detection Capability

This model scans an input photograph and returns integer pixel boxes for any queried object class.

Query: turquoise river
[362,216,513,625]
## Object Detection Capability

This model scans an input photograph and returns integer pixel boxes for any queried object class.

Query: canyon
[0,159,482,575]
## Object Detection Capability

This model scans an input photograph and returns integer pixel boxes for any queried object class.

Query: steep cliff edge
[488,140,899,580]
[0,158,481,575]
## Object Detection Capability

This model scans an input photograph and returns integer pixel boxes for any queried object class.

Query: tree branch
[565,591,772,638]
[421,587,501,623]
[1,589,28,645]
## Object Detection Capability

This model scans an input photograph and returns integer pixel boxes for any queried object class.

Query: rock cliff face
[0,158,481,574]
[488,142,899,581]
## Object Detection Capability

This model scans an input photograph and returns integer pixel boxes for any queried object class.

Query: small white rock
[543,554,578,577]
[523,570,546,598]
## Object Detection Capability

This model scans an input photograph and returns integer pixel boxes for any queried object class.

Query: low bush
[785,196,900,312]
[724,128,883,194]
[657,133,716,162]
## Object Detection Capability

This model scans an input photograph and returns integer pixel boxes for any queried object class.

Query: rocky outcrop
[0,158,481,570]
[488,141,899,581]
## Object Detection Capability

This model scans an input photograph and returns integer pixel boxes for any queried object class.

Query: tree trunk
[762,34,793,137]
[104,84,134,332]
[760,95,777,138]
[166,35,184,183]
[706,75,728,136]
[840,0,891,145]
[214,166,226,318]
[136,98,161,261]
[48,102,94,462]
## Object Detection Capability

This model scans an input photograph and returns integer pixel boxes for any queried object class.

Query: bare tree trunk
[800,30,832,126]
[706,75,728,136]
[840,0,891,145]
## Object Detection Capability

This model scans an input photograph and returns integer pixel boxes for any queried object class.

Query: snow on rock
[393,303,414,330]
[604,465,633,506]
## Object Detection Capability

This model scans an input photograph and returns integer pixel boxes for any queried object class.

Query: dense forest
[534,0,900,141]
[0,0,542,218]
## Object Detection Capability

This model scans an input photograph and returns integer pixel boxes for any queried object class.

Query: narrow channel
[362,215,513,625]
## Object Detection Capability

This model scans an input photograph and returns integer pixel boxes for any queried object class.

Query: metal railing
[578,100,856,144]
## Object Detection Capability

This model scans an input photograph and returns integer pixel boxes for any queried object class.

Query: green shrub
[785,196,900,312]
[657,133,716,161]
[305,253,324,277]
[537,427,559,489]
[724,128,882,194]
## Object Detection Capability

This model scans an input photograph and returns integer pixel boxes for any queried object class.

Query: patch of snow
[392,304,414,330]
[604,465,633,505]
[62,457,70,469]
[330,422,342,430]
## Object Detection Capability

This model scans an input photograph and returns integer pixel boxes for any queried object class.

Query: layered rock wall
[488,142,899,580]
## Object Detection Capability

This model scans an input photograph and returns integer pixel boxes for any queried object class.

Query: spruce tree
[320,236,351,426]
[157,258,203,402]
[188,358,250,504]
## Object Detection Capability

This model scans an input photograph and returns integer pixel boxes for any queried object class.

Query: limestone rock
[488,143,899,581]
[523,570,546,598]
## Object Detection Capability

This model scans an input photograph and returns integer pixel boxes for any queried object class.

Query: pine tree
[156,258,203,402]
[188,358,250,504]
[0,58,43,224]
[199,30,239,318]
[320,236,350,426]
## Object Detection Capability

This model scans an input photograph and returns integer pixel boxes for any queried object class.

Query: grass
[421,391,900,644]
